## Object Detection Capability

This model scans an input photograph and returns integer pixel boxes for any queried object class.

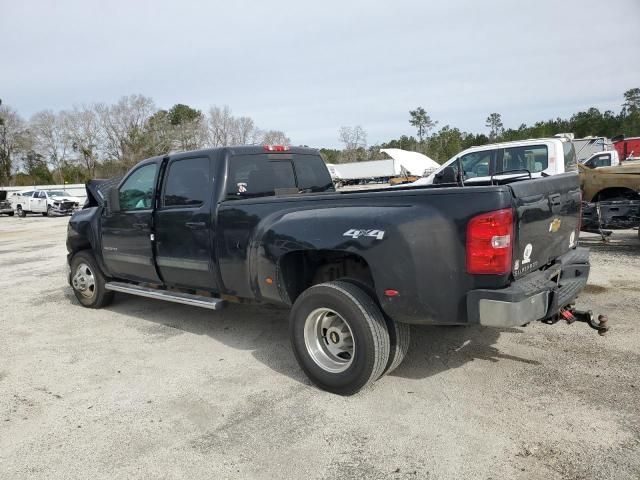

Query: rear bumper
[467,247,590,328]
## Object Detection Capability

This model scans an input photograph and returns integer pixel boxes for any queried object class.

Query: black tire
[17,205,26,217]
[7,211,14,217]
[337,277,410,377]
[382,318,411,376]
[289,280,390,395]
[70,250,114,308]
[42,211,48,217]
[46,206,53,217]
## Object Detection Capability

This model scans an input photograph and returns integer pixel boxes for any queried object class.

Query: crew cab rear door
[508,173,581,279]
[154,153,219,291]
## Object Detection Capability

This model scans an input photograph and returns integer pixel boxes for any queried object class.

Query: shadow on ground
[64,288,539,387]
[579,230,640,257]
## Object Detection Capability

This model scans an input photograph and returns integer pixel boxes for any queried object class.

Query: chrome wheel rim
[72,262,96,299]
[303,308,355,373]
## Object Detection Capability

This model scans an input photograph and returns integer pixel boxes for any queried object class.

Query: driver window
[32,191,40,198]
[119,163,158,211]
[459,151,492,179]
[38,191,47,199]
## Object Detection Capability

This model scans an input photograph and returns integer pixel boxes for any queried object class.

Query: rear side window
[499,145,548,174]
[293,156,334,193]
[563,142,577,171]
[163,157,211,207]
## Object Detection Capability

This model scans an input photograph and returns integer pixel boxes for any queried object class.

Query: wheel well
[592,187,640,202]
[279,250,374,304]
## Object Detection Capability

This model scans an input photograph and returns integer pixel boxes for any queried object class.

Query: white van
[413,137,577,186]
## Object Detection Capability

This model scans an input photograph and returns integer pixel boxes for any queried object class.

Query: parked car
[11,189,82,217]
[67,145,590,394]
[0,190,14,216]
[411,137,577,186]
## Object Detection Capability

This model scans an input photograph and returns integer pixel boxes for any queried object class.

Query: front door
[101,162,162,283]
[32,191,47,212]
[154,154,218,291]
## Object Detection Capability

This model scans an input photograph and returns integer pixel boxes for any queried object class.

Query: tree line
[0,95,290,186]
[322,88,640,164]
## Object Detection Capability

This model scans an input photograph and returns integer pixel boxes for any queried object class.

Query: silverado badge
[549,217,562,233]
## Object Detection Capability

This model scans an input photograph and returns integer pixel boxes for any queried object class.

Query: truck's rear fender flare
[249,204,436,315]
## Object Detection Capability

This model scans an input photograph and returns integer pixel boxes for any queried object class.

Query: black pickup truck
[67,145,591,394]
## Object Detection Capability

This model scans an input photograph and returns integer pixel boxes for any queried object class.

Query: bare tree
[232,116,257,145]
[29,110,71,184]
[63,106,102,176]
[260,129,291,145]
[95,94,156,167]
[206,105,236,147]
[338,126,367,161]
[0,104,28,185]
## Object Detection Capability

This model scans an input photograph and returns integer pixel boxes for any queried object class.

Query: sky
[2,0,640,148]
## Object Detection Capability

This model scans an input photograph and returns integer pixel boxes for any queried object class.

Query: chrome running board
[105,281,225,310]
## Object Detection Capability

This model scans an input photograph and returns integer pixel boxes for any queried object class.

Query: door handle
[549,194,561,207]
[185,221,206,229]
[132,222,149,229]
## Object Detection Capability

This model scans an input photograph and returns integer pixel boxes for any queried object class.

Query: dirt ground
[0,216,638,480]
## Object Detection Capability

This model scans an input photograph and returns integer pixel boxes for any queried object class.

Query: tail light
[264,145,290,152]
[466,208,513,275]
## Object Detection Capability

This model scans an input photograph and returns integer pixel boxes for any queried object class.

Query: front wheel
[290,280,390,395]
[70,250,114,308]
[17,206,26,217]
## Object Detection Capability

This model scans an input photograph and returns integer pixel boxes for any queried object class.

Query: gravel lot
[1,216,639,479]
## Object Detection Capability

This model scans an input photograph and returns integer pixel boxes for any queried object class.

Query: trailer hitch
[559,307,609,335]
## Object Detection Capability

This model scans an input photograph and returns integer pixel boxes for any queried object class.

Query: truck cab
[413,137,577,186]
[581,150,620,169]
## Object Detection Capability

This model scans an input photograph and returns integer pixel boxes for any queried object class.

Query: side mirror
[106,187,120,214]
[434,165,458,184]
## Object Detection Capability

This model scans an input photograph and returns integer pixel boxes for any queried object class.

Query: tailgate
[508,173,581,279]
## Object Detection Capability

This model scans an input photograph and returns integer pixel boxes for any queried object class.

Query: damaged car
[12,189,82,217]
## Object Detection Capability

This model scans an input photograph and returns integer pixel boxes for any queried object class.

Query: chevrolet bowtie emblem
[549,218,562,233]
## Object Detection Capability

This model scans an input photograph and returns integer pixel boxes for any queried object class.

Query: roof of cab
[133,146,320,167]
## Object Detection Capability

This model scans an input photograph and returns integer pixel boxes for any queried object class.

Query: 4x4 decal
[342,229,385,240]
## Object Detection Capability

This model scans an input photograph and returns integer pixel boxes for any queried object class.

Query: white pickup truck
[412,137,577,186]
[11,189,83,217]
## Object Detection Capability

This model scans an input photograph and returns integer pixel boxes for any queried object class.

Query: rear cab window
[498,145,548,174]
[226,154,334,199]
